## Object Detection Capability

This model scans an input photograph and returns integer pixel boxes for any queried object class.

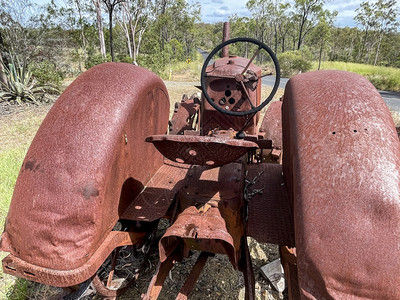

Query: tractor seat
[146,134,258,167]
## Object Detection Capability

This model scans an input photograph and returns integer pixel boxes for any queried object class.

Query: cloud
[199,0,363,27]
[325,0,361,11]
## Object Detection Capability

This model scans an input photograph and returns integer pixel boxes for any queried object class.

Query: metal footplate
[246,163,295,247]
[146,134,258,167]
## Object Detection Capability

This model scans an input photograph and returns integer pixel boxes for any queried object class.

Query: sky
[33,0,366,28]
[194,0,364,27]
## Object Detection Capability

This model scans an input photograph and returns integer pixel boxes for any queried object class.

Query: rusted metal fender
[1,63,169,273]
[282,70,400,298]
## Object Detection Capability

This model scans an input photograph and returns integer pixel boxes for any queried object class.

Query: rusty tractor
[1,29,400,299]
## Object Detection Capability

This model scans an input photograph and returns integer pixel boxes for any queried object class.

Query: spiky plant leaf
[0,55,59,104]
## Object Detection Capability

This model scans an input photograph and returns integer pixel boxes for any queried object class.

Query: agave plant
[0,56,58,105]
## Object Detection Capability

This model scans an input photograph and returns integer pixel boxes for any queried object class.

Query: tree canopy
[0,0,398,85]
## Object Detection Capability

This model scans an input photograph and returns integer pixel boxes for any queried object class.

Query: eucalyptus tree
[309,10,337,69]
[93,0,106,58]
[292,0,325,50]
[246,0,271,45]
[354,1,377,63]
[372,0,399,65]
[115,0,151,64]
[355,0,399,65]
[102,0,126,61]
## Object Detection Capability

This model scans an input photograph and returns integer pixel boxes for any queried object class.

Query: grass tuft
[312,61,400,92]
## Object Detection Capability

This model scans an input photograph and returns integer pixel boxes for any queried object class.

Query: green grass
[0,148,26,227]
[163,52,204,81]
[312,61,400,92]
[0,278,29,300]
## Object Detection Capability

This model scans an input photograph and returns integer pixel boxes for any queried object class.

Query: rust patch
[82,185,99,200]
[24,160,40,172]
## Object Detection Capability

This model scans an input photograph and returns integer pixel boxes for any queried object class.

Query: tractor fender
[1,63,169,271]
[282,70,400,298]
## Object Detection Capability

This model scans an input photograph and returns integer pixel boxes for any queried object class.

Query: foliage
[354,0,399,65]
[4,278,29,300]
[85,52,111,69]
[30,60,65,88]
[0,56,58,104]
[278,50,312,77]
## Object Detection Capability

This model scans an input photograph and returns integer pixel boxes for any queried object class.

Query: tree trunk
[297,21,304,50]
[122,21,132,58]
[94,0,106,58]
[374,33,383,66]
[318,40,323,70]
[109,8,115,61]
[119,2,133,59]
[130,17,138,63]
[74,0,87,71]
[359,28,369,63]
[136,27,145,59]
[274,24,278,54]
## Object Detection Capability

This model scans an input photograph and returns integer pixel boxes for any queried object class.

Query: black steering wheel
[200,37,280,116]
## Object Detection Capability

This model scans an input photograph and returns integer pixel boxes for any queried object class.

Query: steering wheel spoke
[241,46,261,76]
[201,38,280,116]
[260,72,274,78]
[240,81,255,109]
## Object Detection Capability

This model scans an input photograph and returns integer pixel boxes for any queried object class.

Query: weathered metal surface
[201,56,261,135]
[2,230,146,287]
[158,162,245,272]
[1,63,169,276]
[240,236,255,300]
[279,246,299,300]
[159,206,235,265]
[143,247,181,300]
[282,70,400,298]
[169,94,200,135]
[146,134,258,167]
[180,162,244,203]
[246,163,295,247]
[222,22,230,57]
[259,100,282,148]
[121,160,190,222]
[176,252,211,300]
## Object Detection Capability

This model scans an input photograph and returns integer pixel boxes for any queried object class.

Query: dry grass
[0,105,52,152]
[391,110,400,126]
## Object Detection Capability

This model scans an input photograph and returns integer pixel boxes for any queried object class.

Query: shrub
[116,54,134,64]
[278,50,312,77]
[30,60,64,89]
[85,53,111,70]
